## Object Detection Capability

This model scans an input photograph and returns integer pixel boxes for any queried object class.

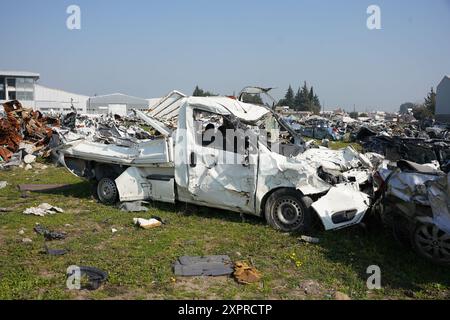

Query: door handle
[190,152,196,168]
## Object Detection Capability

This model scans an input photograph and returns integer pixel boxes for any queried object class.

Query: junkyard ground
[0,157,449,300]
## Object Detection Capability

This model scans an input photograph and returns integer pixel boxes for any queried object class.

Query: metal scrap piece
[173,255,234,277]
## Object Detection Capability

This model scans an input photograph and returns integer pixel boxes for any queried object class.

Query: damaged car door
[185,110,257,213]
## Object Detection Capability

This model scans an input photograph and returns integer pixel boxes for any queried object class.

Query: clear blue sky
[1,0,450,111]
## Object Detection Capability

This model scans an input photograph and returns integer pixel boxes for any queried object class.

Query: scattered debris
[22,238,33,244]
[23,154,36,164]
[233,261,262,284]
[18,229,25,235]
[0,100,59,169]
[299,235,320,244]
[111,228,118,233]
[133,218,162,229]
[0,181,7,189]
[42,245,68,256]
[119,201,149,212]
[173,255,234,277]
[66,266,108,290]
[151,215,167,225]
[23,203,64,216]
[33,224,66,241]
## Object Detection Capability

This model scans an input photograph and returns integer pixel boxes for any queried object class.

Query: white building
[0,70,173,116]
[86,93,150,116]
[35,84,89,113]
[436,75,450,123]
[0,70,88,113]
[0,71,39,108]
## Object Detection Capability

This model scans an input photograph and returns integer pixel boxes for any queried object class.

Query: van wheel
[412,223,450,266]
[265,189,311,233]
[97,178,119,205]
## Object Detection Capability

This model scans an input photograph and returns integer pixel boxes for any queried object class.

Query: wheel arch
[259,187,314,218]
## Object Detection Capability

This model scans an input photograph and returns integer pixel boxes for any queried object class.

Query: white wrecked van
[58,93,375,233]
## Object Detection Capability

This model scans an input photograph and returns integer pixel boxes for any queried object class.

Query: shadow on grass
[313,222,450,294]
[21,181,92,199]
[149,200,266,226]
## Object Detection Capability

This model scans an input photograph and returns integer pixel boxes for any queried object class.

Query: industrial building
[0,71,88,113]
[86,93,150,116]
[436,75,450,123]
[0,71,39,107]
[0,70,161,115]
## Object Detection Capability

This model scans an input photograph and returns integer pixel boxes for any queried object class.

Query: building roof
[0,71,40,79]
[89,93,148,105]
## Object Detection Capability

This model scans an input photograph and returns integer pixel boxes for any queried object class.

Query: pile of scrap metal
[362,136,450,173]
[0,100,59,169]
[373,160,450,266]
[54,112,160,148]
[54,90,186,149]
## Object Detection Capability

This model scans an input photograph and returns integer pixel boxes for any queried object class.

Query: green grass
[0,162,449,300]
[304,138,363,152]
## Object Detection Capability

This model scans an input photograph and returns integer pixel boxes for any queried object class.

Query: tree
[241,93,263,105]
[424,87,436,115]
[399,102,415,114]
[193,86,217,97]
[349,112,359,119]
[293,87,303,110]
[297,82,310,111]
[279,85,295,107]
[280,82,322,114]
[413,104,432,121]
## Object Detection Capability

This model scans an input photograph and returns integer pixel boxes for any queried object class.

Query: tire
[265,189,312,233]
[411,223,450,266]
[97,177,119,205]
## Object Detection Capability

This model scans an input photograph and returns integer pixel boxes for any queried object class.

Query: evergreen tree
[193,86,204,96]
[309,86,314,102]
[293,87,302,110]
[193,86,217,97]
[424,87,436,115]
[280,82,322,114]
[279,85,295,107]
[313,94,321,110]
[298,82,310,111]
[241,93,264,105]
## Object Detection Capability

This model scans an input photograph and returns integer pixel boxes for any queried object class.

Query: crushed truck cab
[58,94,376,232]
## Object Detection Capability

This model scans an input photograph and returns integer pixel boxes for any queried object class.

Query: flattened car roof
[186,96,271,123]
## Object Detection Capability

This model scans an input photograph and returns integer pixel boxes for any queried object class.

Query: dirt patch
[275,279,330,300]
[173,276,232,299]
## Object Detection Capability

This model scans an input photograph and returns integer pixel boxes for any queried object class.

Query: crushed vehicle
[373,160,450,266]
[363,136,450,173]
[284,115,341,141]
[56,90,378,233]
